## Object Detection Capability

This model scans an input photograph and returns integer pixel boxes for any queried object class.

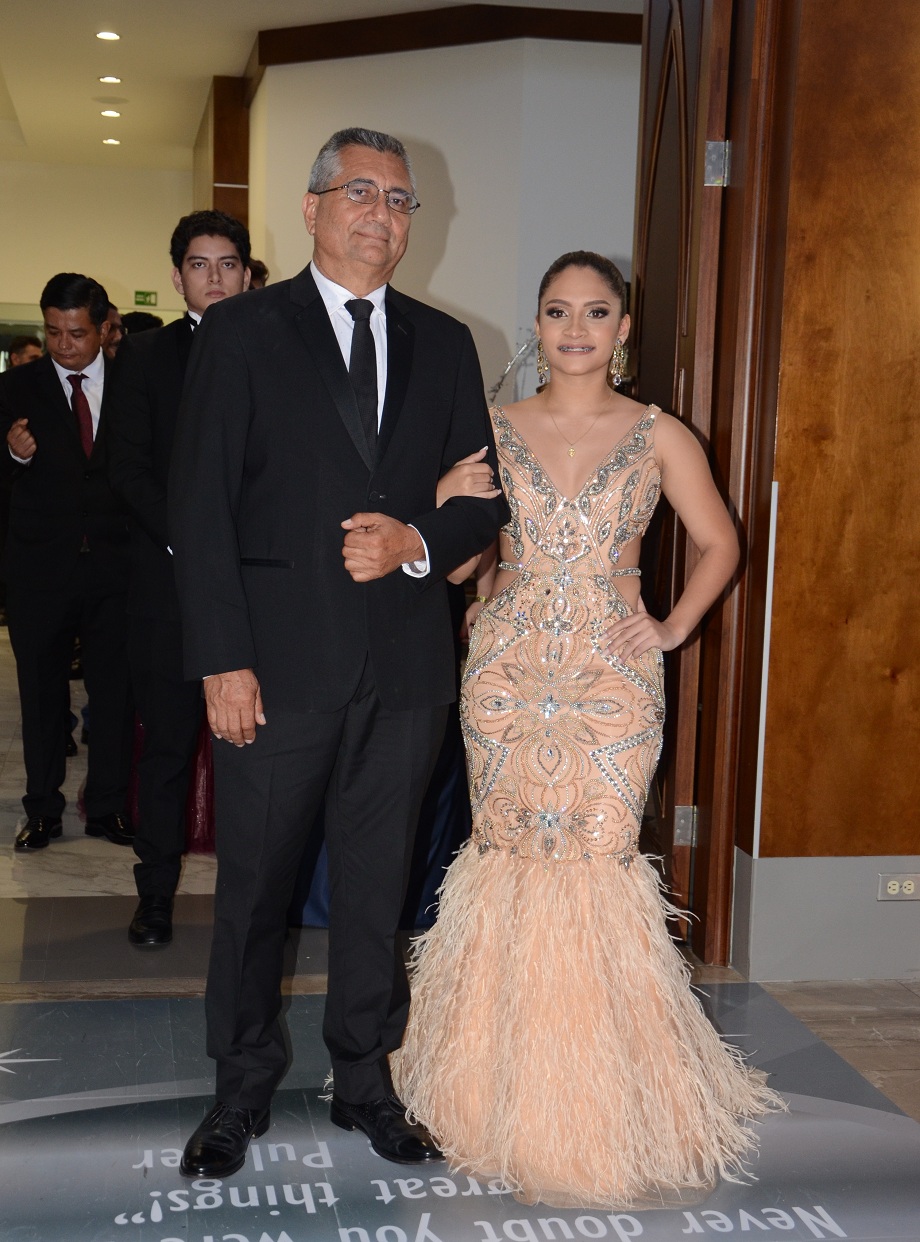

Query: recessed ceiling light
[101,110,121,118]
[96,31,120,41]
[99,76,121,84]
[102,138,121,145]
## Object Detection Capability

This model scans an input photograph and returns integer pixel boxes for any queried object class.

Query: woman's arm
[438,448,502,584]
[605,414,739,660]
[458,542,499,636]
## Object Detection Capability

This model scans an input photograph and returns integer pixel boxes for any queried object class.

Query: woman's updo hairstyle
[537,251,628,314]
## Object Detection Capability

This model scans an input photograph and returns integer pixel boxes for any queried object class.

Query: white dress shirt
[310,262,429,577]
[311,263,388,427]
[10,348,105,465]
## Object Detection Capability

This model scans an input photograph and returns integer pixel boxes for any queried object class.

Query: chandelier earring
[609,339,627,388]
[536,340,549,388]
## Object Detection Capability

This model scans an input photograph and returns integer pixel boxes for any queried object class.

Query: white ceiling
[0,0,643,171]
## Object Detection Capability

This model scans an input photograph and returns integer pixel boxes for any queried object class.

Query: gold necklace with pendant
[547,406,606,457]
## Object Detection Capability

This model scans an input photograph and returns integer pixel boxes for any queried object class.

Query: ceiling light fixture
[96,31,120,41]
[100,110,121,118]
[99,76,121,84]
[103,138,121,145]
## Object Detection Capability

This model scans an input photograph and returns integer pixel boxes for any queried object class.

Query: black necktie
[345,299,378,455]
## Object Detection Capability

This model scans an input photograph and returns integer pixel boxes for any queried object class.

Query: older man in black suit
[108,211,251,949]
[0,274,133,850]
[171,127,507,1178]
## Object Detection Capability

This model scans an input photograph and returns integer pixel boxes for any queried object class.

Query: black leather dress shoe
[330,1093,443,1164]
[180,1102,271,1178]
[85,812,134,846]
[128,895,173,947]
[14,817,63,850]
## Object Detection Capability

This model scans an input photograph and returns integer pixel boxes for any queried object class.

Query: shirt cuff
[401,525,430,578]
[9,449,32,465]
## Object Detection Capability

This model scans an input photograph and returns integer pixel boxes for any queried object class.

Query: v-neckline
[493,404,654,503]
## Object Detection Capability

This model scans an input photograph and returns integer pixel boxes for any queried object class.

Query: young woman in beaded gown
[391,252,782,1209]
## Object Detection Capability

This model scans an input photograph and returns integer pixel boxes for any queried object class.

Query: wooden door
[631,0,734,950]
[631,0,802,962]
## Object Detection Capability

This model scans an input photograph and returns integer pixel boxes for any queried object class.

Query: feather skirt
[391,845,784,1210]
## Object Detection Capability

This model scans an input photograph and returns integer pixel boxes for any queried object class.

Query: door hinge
[704,140,731,187]
[673,804,698,848]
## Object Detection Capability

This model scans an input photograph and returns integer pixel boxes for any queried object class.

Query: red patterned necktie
[67,373,94,458]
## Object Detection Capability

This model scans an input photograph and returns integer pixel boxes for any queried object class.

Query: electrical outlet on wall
[877,874,920,900]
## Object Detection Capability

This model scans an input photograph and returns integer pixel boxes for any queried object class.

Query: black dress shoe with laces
[15,817,63,850]
[128,895,173,947]
[330,1093,443,1164]
[180,1102,271,1178]
[85,812,134,846]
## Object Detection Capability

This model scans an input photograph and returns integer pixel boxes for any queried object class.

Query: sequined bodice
[493,404,661,581]
[461,405,665,869]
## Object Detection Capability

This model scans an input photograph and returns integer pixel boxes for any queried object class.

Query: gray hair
[308,127,416,195]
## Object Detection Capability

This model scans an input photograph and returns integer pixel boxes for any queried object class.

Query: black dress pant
[206,659,448,1111]
[128,611,204,898]
[7,557,132,820]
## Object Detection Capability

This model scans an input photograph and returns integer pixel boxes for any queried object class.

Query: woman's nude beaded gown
[392,405,781,1209]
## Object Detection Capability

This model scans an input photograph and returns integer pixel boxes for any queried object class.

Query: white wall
[248,38,641,398]
[0,161,192,317]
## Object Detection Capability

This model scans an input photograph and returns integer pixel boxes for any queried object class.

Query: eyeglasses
[315,179,420,215]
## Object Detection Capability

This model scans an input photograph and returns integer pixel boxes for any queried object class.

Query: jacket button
[369,491,379,503]
[84,471,91,480]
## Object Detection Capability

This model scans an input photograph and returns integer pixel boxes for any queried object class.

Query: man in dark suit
[0,274,134,850]
[108,210,251,948]
[171,127,507,1178]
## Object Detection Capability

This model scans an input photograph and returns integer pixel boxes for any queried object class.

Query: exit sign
[134,291,158,306]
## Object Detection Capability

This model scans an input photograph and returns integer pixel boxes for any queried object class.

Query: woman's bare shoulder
[490,394,543,431]
[495,393,542,417]
[649,408,695,442]
[650,409,712,477]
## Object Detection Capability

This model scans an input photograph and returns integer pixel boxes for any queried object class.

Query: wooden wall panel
[760,0,920,857]
[192,77,249,226]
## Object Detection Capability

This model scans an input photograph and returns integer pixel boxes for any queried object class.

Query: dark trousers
[128,612,203,898]
[7,561,132,820]
[206,660,448,1111]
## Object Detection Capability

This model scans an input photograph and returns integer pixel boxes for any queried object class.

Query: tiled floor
[3,986,920,1240]
[763,979,920,1124]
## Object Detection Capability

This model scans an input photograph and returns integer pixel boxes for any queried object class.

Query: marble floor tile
[0,628,217,899]
[0,814,216,898]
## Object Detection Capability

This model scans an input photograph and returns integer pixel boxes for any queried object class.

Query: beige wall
[249,38,641,396]
[0,160,192,318]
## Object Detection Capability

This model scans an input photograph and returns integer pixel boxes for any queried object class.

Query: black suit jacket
[0,353,130,588]
[169,265,508,713]
[107,316,194,619]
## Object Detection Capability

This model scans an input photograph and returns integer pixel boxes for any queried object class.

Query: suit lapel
[176,314,195,374]
[291,269,373,472]
[34,357,82,448]
[377,292,414,462]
